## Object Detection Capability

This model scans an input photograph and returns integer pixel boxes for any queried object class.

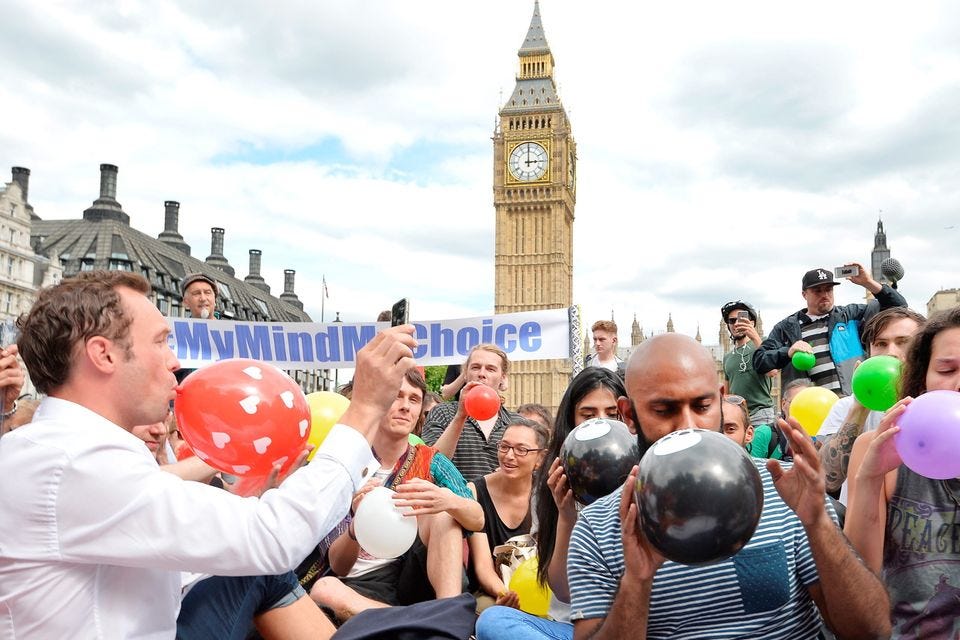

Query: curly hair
[17,271,150,395]
[900,306,960,399]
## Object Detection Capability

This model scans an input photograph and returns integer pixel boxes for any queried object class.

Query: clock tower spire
[493,1,576,412]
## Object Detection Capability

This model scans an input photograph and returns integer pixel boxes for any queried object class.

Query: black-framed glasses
[724,317,741,325]
[497,443,544,457]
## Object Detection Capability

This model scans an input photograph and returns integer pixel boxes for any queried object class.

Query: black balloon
[635,429,763,565]
[561,418,640,505]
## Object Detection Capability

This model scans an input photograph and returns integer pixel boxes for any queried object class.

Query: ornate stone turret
[631,313,644,347]
[871,216,891,285]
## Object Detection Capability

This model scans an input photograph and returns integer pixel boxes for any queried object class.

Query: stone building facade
[0,168,63,333]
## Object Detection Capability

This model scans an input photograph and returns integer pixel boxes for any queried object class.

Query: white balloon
[352,486,418,559]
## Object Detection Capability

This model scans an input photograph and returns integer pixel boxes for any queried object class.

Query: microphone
[881,258,904,290]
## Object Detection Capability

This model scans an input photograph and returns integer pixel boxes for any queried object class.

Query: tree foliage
[424,365,446,394]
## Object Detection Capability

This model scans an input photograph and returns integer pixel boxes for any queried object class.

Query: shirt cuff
[312,423,376,491]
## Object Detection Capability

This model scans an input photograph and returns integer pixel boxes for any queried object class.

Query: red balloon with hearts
[175,358,311,477]
[464,384,501,421]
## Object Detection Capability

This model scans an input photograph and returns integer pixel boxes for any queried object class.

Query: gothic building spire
[519,1,550,56]
[501,1,559,113]
[871,215,891,284]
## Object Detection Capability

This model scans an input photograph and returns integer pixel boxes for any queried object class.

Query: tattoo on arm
[822,420,866,492]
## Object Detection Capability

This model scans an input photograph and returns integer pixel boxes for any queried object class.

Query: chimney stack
[157,200,191,255]
[279,269,303,310]
[83,163,129,224]
[99,163,118,199]
[204,227,235,276]
[244,249,270,293]
[11,167,29,203]
[10,167,36,218]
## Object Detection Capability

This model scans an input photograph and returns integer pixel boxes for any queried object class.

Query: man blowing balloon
[566,333,890,640]
[0,271,419,639]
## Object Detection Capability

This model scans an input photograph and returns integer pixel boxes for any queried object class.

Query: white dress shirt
[0,397,372,639]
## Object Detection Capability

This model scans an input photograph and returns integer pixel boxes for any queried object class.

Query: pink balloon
[894,390,960,480]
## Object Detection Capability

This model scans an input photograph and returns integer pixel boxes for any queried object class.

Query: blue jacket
[753,284,907,396]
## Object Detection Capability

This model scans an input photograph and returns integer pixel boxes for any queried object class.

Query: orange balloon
[464,385,500,421]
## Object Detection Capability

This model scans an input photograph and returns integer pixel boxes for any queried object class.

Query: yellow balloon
[305,391,350,460]
[508,554,552,617]
[789,386,839,436]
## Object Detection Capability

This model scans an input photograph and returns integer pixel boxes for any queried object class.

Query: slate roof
[31,217,311,322]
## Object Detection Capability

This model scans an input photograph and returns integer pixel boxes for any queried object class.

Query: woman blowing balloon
[845,307,960,638]
[475,368,625,640]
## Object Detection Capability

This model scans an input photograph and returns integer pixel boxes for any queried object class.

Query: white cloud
[2,0,958,356]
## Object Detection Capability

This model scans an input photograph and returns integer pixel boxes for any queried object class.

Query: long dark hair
[900,307,960,398]
[534,367,626,587]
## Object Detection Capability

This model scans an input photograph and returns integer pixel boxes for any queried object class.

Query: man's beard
[630,400,725,459]
[199,308,210,319]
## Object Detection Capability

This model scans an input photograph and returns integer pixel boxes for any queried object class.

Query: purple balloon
[894,390,960,480]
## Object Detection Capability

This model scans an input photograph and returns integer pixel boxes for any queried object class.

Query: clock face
[509,142,549,181]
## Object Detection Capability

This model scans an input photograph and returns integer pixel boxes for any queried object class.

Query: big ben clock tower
[494,1,576,412]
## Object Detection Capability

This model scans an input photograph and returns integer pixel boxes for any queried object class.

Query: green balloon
[851,355,902,412]
[408,433,425,445]
[792,351,816,372]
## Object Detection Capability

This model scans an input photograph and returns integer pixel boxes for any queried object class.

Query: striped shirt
[421,402,520,482]
[568,458,836,639]
[800,314,841,393]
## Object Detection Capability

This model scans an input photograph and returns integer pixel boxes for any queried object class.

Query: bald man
[566,334,889,640]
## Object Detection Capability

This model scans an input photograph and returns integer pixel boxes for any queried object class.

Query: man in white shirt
[585,320,623,373]
[0,271,417,639]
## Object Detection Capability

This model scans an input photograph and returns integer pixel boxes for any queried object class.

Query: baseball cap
[181,273,219,296]
[802,268,839,290]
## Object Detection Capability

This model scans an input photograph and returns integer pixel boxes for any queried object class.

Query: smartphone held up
[834,265,860,279]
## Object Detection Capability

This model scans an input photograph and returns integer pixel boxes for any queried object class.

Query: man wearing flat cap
[753,264,906,396]
[181,273,219,320]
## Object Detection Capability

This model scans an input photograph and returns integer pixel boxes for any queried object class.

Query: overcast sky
[3,0,958,347]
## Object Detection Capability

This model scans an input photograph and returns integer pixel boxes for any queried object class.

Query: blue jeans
[177,572,305,640]
[475,606,574,640]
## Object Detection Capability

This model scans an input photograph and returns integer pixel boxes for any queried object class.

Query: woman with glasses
[476,367,626,640]
[467,417,548,610]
